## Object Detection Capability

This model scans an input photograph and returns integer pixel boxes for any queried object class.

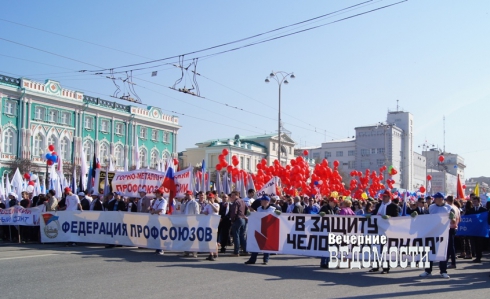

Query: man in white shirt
[243,189,255,209]
[137,188,152,213]
[150,188,167,255]
[64,188,82,211]
[181,191,200,258]
[245,195,278,265]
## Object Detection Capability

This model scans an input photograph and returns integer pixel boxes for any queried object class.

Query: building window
[272,143,276,151]
[84,140,93,162]
[140,127,147,139]
[336,151,343,157]
[115,123,123,135]
[377,159,384,167]
[61,112,71,125]
[324,151,331,158]
[139,148,147,168]
[163,132,170,143]
[151,130,158,141]
[240,157,244,169]
[348,150,355,156]
[150,150,159,168]
[84,117,94,130]
[3,128,16,154]
[48,134,58,150]
[4,100,17,115]
[35,107,45,120]
[33,133,44,157]
[348,161,356,169]
[100,120,109,132]
[360,160,370,168]
[371,148,376,154]
[377,148,385,154]
[289,147,292,154]
[312,153,320,161]
[99,143,109,162]
[361,149,369,156]
[246,158,250,170]
[114,145,123,166]
[48,110,59,123]
[60,137,71,160]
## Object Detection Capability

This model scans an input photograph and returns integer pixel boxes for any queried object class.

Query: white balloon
[26,185,34,193]
[30,174,38,181]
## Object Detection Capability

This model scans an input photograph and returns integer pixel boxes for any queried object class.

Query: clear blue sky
[1,0,489,178]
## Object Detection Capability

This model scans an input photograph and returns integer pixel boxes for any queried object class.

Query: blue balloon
[453,165,457,168]
[51,155,58,163]
[45,153,52,160]
[314,181,319,185]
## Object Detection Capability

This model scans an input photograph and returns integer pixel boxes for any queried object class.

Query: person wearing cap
[150,188,167,255]
[137,188,152,213]
[78,192,91,211]
[416,197,429,215]
[419,192,453,279]
[245,196,279,265]
[62,187,82,211]
[8,192,19,207]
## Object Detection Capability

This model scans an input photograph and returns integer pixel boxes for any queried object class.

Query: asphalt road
[0,243,488,299]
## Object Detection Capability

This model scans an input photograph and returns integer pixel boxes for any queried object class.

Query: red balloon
[23,173,31,180]
[51,151,57,156]
[226,166,233,172]
[222,148,229,156]
[47,160,54,166]
[232,159,239,166]
[426,175,432,181]
[48,144,55,152]
[420,186,426,193]
[173,158,179,165]
[438,155,445,163]
[303,150,309,156]
[232,155,238,160]
[216,164,223,171]
[462,185,466,189]
[333,160,340,168]
[28,181,35,186]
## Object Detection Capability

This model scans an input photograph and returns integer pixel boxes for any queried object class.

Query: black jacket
[107,200,126,211]
[465,206,487,215]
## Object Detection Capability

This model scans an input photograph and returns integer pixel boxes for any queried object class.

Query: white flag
[80,146,88,191]
[255,176,279,197]
[134,136,140,170]
[12,168,24,200]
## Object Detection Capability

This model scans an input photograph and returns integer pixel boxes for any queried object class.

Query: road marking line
[0,248,114,261]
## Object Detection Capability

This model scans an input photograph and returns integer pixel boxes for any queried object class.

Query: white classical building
[301,110,427,190]
[179,133,297,172]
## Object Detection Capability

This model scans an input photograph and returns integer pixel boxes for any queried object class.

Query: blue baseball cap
[433,192,444,199]
[259,195,271,202]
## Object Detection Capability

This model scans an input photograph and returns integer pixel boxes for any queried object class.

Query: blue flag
[456,212,489,237]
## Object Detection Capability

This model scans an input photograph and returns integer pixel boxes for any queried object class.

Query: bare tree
[9,158,33,177]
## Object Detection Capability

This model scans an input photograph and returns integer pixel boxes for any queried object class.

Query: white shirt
[243,197,254,207]
[203,203,220,215]
[152,198,167,215]
[84,195,93,204]
[65,194,80,211]
[257,205,276,214]
[286,204,294,213]
[377,202,389,216]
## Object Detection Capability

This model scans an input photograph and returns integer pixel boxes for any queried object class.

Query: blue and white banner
[0,206,42,226]
[456,212,489,238]
[40,211,220,251]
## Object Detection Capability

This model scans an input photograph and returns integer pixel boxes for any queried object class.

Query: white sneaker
[419,272,432,277]
[440,273,450,279]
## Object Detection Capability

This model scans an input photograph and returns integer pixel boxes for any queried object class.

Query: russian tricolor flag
[163,167,176,214]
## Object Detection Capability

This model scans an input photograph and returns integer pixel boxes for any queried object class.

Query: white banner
[40,211,219,252]
[247,213,450,262]
[256,177,279,197]
[174,167,193,198]
[0,206,43,226]
[111,169,166,198]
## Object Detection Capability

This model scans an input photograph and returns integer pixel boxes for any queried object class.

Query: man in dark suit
[292,196,304,214]
[387,198,402,217]
[218,193,232,254]
[415,197,429,215]
[107,192,126,211]
[465,196,487,263]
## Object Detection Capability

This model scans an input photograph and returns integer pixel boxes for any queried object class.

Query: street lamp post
[265,71,295,165]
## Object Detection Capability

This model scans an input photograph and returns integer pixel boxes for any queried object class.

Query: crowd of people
[1,187,489,278]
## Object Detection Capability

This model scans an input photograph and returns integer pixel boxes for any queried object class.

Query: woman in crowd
[339,199,355,215]
[352,200,364,215]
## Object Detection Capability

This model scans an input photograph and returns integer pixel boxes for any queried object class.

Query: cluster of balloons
[44,144,59,166]
[214,148,248,183]
[23,173,39,193]
[348,167,396,199]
